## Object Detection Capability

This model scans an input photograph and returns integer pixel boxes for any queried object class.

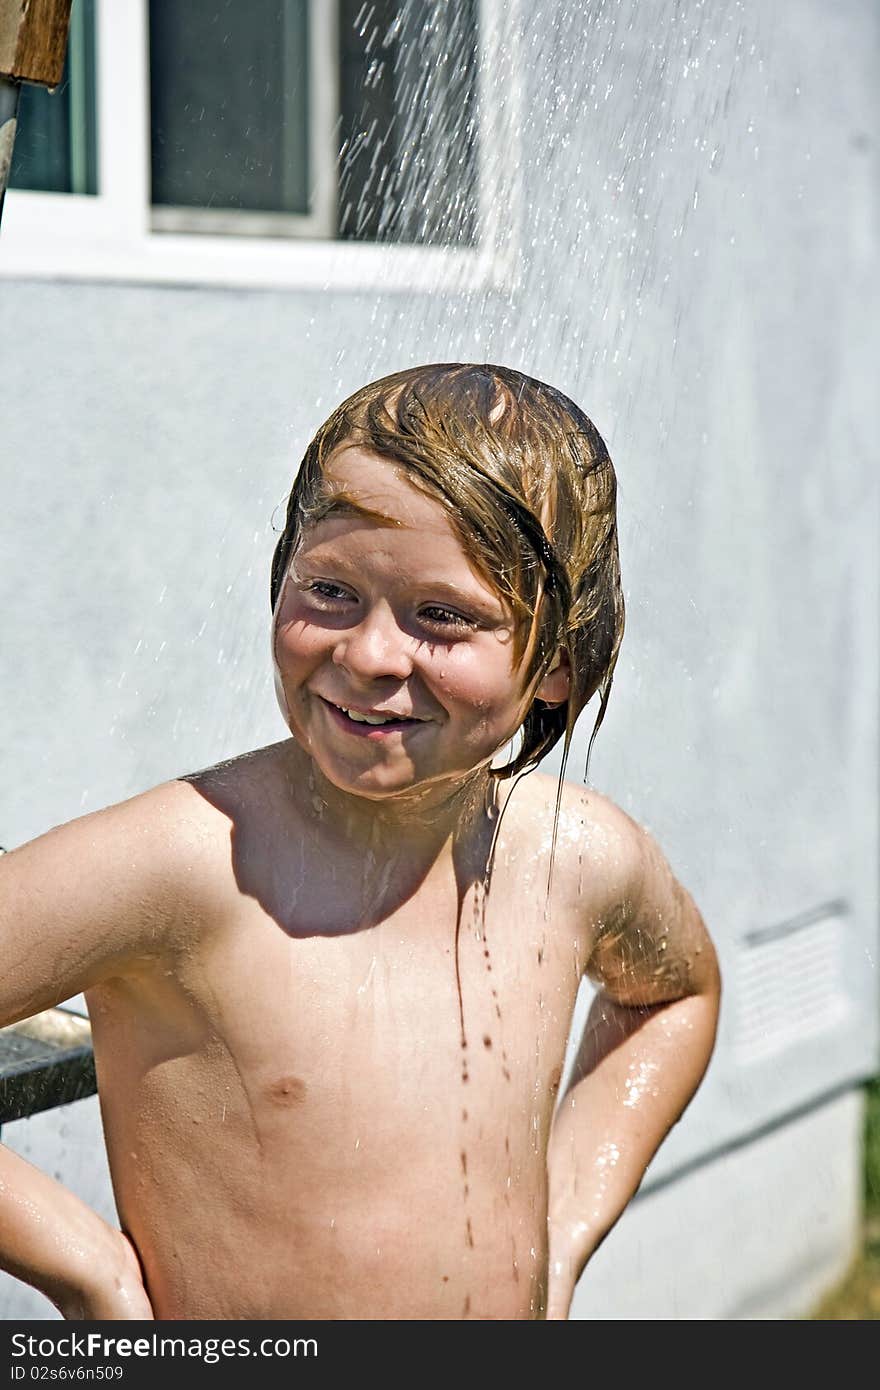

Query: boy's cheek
[269,607,287,717]
[273,664,292,728]
[271,616,304,730]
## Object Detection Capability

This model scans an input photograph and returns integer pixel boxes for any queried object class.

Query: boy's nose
[331,603,415,682]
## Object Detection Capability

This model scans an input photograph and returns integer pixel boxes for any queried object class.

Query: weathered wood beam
[0,0,73,87]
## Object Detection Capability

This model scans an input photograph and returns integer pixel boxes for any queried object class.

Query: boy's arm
[0,782,213,1317]
[545,798,721,1320]
[0,1145,153,1319]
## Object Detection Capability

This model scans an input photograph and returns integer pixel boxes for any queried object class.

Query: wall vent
[735,900,851,1065]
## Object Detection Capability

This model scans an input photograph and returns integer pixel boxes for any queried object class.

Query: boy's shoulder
[502,770,649,915]
[176,739,302,836]
[57,743,291,911]
[0,755,282,1020]
[505,769,644,845]
[177,740,290,804]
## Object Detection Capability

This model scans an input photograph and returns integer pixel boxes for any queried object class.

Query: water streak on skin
[457,867,485,1254]
[478,875,514,1100]
[455,785,521,1285]
[454,903,467,1056]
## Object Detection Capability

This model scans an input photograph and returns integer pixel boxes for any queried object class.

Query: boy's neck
[283,741,499,857]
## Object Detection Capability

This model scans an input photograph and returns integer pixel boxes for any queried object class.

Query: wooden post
[0,0,73,224]
[0,0,73,87]
[0,74,18,216]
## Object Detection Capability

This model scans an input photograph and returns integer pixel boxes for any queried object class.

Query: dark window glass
[149,0,479,244]
[338,0,478,245]
[149,0,310,215]
[8,0,98,196]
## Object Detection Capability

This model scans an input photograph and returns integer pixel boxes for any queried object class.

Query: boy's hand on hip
[544,1268,576,1321]
[544,1225,593,1321]
[59,1231,154,1321]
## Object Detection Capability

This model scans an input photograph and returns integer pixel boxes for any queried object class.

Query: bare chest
[95,861,583,1148]
[91,859,585,1318]
[208,870,580,1119]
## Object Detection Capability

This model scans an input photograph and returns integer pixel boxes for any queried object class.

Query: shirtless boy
[0,363,720,1320]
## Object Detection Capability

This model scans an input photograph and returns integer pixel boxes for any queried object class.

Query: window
[8,0,98,196]
[1,0,515,291]
[146,0,478,245]
[148,0,325,236]
[337,0,478,246]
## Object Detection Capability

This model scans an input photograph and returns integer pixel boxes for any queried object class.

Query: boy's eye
[303,580,351,603]
[419,606,477,632]
[298,583,476,634]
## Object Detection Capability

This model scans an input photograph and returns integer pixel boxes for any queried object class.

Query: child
[0,363,720,1321]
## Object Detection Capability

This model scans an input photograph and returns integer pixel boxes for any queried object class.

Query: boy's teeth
[344,708,398,725]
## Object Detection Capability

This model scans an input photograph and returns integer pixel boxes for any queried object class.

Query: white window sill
[0,192,515,295]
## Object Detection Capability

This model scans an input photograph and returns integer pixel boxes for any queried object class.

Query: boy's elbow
[592,902,721,1014]
[687,896,722,1003]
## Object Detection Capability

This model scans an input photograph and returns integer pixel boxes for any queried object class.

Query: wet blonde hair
[271,362,624,779]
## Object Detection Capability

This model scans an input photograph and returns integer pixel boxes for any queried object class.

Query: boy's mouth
[320,697,429,737]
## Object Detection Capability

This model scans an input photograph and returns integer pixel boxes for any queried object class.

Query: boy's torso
[86,745,600,1320]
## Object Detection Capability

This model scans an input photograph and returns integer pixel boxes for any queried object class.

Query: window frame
[0,0,520,293]
[149,0,336,240]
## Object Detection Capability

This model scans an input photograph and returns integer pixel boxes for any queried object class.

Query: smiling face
[273,448,566,809]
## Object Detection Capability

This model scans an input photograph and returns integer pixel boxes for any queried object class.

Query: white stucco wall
[0,0,877,1319]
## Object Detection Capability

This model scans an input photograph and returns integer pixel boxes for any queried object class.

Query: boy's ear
[535,650,571,708]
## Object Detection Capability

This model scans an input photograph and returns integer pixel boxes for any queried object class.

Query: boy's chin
[292,745,479,803]
[314,763,437,803]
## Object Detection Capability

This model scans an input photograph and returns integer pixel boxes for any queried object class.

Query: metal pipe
[0,72,22,228]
